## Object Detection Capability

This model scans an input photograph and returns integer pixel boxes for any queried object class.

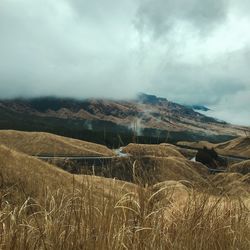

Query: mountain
[0,93,249,147]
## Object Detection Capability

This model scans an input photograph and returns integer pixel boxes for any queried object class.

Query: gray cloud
[0,0,250,125]
[145,48,249,105]
[135,0,229,38]
[0,0,141,99]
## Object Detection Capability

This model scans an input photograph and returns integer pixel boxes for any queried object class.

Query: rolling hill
[229,160,250,175]
[178,136,250,158]
[0,135,249,249]
[122,143,185,158]
[0,130,115,156]
[0,144,137,205]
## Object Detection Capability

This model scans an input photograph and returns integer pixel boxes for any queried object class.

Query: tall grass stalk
[0,177,249,250]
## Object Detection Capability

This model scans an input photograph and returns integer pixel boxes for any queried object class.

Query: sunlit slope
[0,130,115,156]
[123,143,185,158]
[178,136,250,158]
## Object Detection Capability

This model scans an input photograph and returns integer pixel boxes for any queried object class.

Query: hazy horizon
[0,0,250,126]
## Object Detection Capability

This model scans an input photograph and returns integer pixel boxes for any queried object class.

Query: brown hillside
[0,144,75,204]
[0,145,136,205]
[132,156,209,186]
[0,130,114,156]
[211,173,250,196]
[178,136,250,158]
[121,143,209,185]
[229,160,250,175]
[122,143,185,158]
[0,147,250,249]
[177,140,215,149]
[216,137,250,157]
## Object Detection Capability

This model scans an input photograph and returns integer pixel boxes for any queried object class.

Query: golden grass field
[0,130,250,249]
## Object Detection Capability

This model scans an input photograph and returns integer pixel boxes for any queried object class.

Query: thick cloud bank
[0,0,250,125]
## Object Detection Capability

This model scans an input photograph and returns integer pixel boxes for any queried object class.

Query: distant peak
[137,93,167,104]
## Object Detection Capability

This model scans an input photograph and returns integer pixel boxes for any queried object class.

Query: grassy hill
[122,143,185,158]
[178,136,250,158]
[0,130,115,156]
[0,144,134,204]
[0,135,249,249]
[229,160,250,175]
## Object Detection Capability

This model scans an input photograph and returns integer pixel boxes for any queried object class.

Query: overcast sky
[0,0,250,125]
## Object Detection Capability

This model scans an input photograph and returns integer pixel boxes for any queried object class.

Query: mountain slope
[0,94,249,145]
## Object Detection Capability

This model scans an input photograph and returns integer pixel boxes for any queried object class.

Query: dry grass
[122,143,185,159]
[211,173,250,196]
[0,130,114,156]
[0,144,250,249]
[178,136,250,158]
[229,160,250,175]
[0,145,135,204]
[67,155,210,188]
[0,179,249,250]
[129,156,209,186]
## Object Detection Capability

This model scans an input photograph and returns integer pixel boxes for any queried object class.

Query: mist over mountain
[1,0,250,126]
[0,93,249,147]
